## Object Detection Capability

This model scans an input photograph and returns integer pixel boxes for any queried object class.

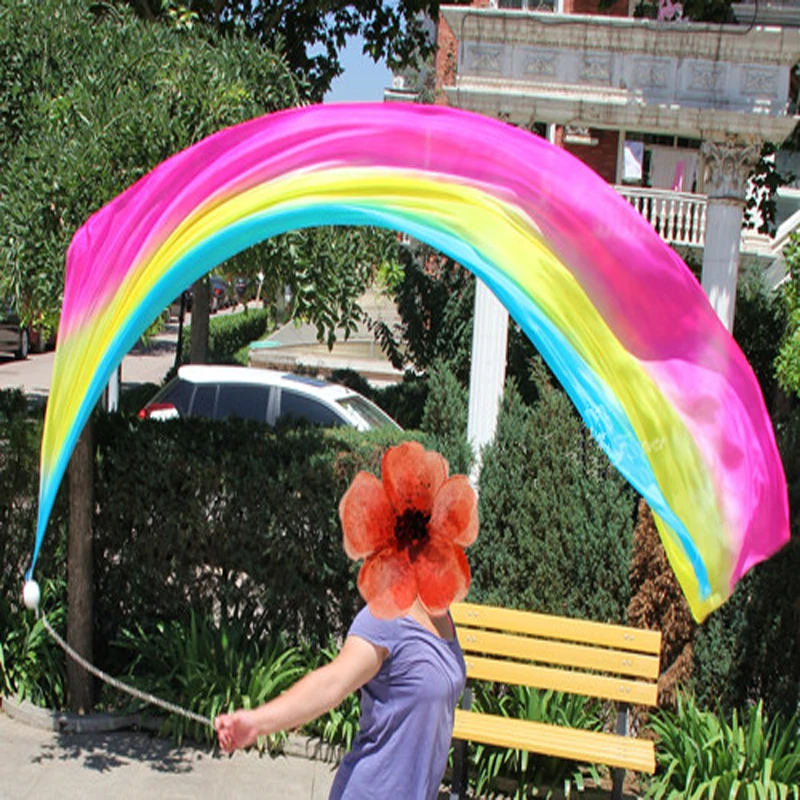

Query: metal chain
[40,613,213,729]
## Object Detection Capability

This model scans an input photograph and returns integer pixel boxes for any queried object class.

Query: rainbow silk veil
[31,103,789,621]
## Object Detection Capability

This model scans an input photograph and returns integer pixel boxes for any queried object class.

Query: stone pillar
[700,139,761,331]
[467,279,509,482]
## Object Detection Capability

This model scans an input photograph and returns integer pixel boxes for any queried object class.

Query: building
[433,0,800,330]
[404,0,800,456]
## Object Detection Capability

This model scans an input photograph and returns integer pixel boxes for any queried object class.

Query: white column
[467,279,509,479]
[104,366,120,412]
[700,139,761,331]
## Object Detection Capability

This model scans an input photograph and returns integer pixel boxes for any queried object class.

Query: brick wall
[564,129,620,183]
[435,11,457,104]
[564,0,629,15]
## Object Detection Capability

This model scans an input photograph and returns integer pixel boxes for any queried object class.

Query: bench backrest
[452,602,662,708]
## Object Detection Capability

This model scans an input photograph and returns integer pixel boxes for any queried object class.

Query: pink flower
[339,441,478,619]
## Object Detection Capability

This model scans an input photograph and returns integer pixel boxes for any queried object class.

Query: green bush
[181,307,272,365]
[470,684,604,798]
[0,390,66,612]
[0,578,67,708]
[471,371,636,623]
[91,416,410,666]
[114,609,304,746]
[374,373,430,430]
[421,360,473,476]
[646,693,800,799]
[691,404,800,720]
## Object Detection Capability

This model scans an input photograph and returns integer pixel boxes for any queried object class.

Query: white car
[138,365,401,432]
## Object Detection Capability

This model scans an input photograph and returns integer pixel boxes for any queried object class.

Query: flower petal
[429,475,479,547]
[414,538,471,616]
[339,472,395,560]
[358,548,417,619]
[382,441,448,515]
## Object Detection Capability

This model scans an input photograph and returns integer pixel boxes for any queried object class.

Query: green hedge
[181,307,273,366]
[470,371,636,624]
[91,416,409,665]
[3,377,799,721]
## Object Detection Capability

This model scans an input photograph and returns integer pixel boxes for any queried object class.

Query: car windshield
[336,395,400,431]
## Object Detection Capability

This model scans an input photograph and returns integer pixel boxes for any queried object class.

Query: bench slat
[453,709,656,774]
[464,655,659,707]
[457,627,660,680]
[452,602,661,655]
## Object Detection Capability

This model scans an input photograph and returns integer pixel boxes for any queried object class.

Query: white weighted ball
[23,580,41,611]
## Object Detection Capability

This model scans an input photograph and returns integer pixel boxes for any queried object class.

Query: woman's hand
[215,709,260,753]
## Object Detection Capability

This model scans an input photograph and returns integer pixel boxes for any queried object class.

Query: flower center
[394,508,430,556]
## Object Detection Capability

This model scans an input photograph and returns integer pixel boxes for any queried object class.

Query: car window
[215,384,270,422]
[190,384,218,418]
[276,389,344,428]
[336,395,399,431]
[156,378,195,416]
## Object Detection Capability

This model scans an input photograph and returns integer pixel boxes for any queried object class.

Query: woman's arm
[215,635,386,752]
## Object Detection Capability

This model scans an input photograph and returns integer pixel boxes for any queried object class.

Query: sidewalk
[0,710,337,800]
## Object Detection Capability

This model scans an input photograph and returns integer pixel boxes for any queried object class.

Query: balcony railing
[615,186,707,248]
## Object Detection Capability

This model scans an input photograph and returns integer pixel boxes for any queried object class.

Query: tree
[122,0,440,98]
[0,0,304,709]
[0,0,306,340]
[776,232,800,399]
[241,226,403,350]
[627,499,695,708]
[369,245,476,383]
[470,365,637,623]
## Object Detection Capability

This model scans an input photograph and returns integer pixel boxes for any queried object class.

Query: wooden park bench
[449,601,662,800]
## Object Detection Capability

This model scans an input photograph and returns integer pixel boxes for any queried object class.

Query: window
[276,389,343,428]
[215,384,271,422]
[337,396,399,431]
[190,384,218,418]
[159,379,195,417]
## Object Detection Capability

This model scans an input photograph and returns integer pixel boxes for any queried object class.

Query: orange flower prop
[339,441,478,619]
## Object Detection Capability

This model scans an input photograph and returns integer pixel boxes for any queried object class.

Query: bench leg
[450,738,469,800]
[611,702,630,800]
[450,687,473,800]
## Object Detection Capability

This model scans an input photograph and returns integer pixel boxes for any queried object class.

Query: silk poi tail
[31,103,788,621]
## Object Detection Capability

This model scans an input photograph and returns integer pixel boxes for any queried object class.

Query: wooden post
[67,420,94,713]
[190,277,210,364]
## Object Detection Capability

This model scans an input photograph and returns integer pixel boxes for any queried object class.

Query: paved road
[0,317,184,402]
[0,711,337,800]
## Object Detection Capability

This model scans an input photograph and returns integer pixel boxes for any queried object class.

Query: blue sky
[324,36,394,103]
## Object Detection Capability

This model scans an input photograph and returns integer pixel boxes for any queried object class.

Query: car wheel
[32,329,46,353]
[15,328,29,360]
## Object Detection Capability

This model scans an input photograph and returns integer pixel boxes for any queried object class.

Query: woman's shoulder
[347,606,404,651]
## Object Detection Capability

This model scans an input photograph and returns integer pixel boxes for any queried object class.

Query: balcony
[617,186,707,247]
[615,186,779,259]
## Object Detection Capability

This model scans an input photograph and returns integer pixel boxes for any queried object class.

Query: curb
[1,695,344,764]
[1,695,145,734]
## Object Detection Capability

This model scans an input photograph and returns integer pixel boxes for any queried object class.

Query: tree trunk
[67,421,94,713]
[190,278,210,364]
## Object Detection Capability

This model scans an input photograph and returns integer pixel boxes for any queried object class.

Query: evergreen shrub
[421,360,472,476]
[470,370,636,623]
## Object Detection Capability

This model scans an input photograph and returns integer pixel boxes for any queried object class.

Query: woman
[215,441,478,799]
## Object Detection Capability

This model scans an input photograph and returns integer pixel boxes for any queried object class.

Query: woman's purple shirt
[329,606,466,799]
